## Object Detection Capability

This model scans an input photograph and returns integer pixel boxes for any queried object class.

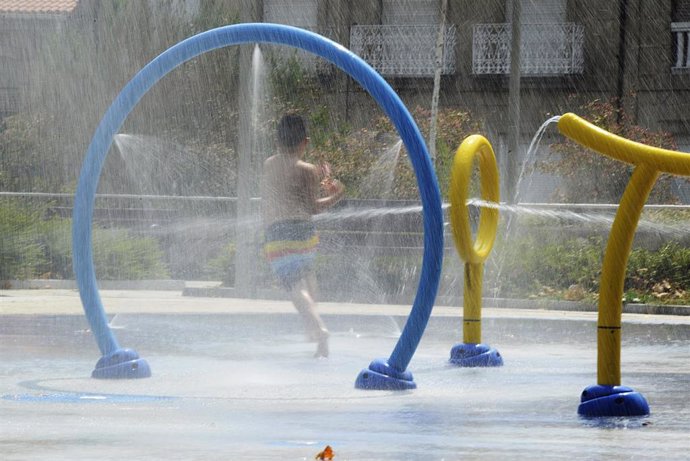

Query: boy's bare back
[261,154,320,226]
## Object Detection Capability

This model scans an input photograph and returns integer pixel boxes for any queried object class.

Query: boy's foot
[314,329,329,358]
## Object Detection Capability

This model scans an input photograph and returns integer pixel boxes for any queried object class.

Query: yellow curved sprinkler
[558,113,690,417]
[448,135,503,367]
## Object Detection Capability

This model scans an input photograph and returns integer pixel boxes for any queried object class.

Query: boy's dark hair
[277,114,307,149]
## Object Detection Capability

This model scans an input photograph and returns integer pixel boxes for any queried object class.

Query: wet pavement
[1,289,689,460]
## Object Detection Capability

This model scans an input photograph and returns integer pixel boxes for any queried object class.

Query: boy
[261,114,345,358]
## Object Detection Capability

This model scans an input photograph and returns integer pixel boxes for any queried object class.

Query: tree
[0,1,243,195]
[539,98,684,204]
[307,106,482,200]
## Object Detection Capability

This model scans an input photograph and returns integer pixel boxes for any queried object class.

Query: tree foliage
[305,106,482,199]
[0,199,46,280]
[539,98,683,203]
[0,114,62,192]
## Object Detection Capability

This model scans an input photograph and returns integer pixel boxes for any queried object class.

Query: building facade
[0,0,84,117]
[2,1,689,186]
[3,1,689,136]
[250,0,690,200]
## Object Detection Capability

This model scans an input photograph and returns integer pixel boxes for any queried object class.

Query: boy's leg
[305,271,320,303]
[290,276,329,357]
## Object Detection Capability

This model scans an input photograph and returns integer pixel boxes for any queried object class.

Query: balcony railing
[473,23,584,75]
[672,22,690,70]
[350,24,457,77]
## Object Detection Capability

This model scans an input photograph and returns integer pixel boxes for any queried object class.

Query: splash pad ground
[1,288,689,460]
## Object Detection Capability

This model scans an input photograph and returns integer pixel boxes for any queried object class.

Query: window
[473,0,583,75]
[350,0,456,77]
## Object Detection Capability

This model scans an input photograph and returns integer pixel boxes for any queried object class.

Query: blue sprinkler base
[578,384,649,417]
[355,358,416,390]
[449,343,503,367]
[91,348,151,379]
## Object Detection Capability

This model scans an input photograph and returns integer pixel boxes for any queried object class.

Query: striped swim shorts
[263,220,319,290]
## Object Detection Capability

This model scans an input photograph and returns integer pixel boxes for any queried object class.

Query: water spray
[73,23,444,386]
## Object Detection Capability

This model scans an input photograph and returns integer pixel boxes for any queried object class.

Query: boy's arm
[302,162,345,214]
[315,177,345,213]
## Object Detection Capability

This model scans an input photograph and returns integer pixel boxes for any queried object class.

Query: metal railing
[672,22,690,70]
[350,24,457,77]
[473,22,584,75]
[3,191,687,303]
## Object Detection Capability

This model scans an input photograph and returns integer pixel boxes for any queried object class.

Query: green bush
[0,200,47,280]
[205,242,236,285]
[1,199,168,281]
[491,231,690,304]
[36,218,169,280]
[491,234,604,298]
[93,227,168,280]
[626,242,690,303]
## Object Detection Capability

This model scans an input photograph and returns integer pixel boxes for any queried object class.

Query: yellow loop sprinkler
[557,113,690,417]
[448,135,503,367]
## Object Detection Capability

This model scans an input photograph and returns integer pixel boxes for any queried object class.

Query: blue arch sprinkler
[73,23,444,384]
